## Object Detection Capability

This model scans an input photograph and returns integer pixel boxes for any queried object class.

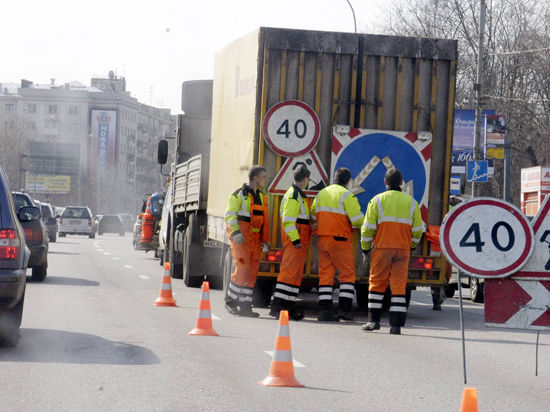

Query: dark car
[0,166,33,346]
[39,201,58,242]
[98,214,125,236]
[12,192,49,281]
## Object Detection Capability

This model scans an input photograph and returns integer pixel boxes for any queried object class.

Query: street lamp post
[472,0,486,197]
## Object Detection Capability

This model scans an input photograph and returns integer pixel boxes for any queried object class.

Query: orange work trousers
[277,223,310,287]
[230,238,261,288]
[368,248,410,295]
[318,235,356,286]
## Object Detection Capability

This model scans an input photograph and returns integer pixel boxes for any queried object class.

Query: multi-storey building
[0,73,175,214]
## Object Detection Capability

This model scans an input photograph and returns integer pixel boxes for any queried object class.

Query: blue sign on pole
[467,160,488,182]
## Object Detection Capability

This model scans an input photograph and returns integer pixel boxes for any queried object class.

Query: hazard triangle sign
[268,151,328,197]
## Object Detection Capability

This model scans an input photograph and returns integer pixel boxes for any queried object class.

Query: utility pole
[472,0,486,197]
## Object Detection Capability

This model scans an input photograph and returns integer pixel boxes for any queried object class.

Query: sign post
[441,197,535,383]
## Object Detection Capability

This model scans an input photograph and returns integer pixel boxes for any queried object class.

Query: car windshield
[13,194,34,210]
[41,204,52,218]
[62,208,90,219]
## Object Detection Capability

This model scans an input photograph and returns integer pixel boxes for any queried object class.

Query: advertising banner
[25,172,71,194]
[90,110,117,174]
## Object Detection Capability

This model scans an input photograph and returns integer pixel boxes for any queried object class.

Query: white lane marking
[139,275,150,280]
[112,257,120,261]
[264,351,305,367]
[410,300,432,307]
[103,252,111,255]
[211,313,221,320]
[124,265,133,269]
[97,249,104,252]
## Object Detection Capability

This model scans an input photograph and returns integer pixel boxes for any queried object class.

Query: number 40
[459,221,515,252]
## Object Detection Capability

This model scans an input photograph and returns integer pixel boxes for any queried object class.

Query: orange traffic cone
[189,281,218,336]
[154,262,177,307]
[460,388,478,412]
[260,310,304,387]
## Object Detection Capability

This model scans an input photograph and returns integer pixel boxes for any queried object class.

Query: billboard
[25,172,71,194]
[90,110,117,174]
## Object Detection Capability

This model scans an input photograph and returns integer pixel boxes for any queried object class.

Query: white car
[58,206,95,238]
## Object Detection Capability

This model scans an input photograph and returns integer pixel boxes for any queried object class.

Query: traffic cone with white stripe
[189,281,218,336]
[260,310,304,387]
[460,388,478,412]
[154,262,177,307]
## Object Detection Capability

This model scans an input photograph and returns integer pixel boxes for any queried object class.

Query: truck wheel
[89,232,95,239]
[59,232,66,238]
[168,220,183,279]
[355,284,369,309]
[182,215,203,287]
[470,277,484,303]
[444,284,456,298]
[253,279,274,308]
[50,233,57,243]
[31,259,48,282]
[0,290,24,347]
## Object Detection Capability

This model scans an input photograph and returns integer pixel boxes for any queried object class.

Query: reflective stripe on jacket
[225,184,270,242]
[311,184,364,239]
[361,189,423,251]
[280,184,311,244]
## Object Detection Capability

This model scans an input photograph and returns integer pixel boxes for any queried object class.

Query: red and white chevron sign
[485,195,550,330]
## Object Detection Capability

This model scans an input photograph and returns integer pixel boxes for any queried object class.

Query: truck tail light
[0,229,20,259]
[88,218,92,226]
[409,257,434,270]
[266,250,283,262]
[59,217,63,224]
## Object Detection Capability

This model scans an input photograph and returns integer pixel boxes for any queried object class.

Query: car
[12,192,49,282]
[98,214,125,236]
[38,201,58,242]
[58,206,95,238]
[0,166,32,346]
[118,213,134,232]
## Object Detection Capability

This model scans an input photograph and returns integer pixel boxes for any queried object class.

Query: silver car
[58,206,95,238]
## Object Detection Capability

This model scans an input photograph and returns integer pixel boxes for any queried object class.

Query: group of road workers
[224,164,422,335]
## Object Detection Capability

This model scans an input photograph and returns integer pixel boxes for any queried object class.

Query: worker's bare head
[334,167,352,187]
[293,165,310,189]
[249,165,268,190]
[384,168,403,190]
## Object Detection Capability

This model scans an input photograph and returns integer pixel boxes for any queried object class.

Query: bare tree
[381,0,550,203]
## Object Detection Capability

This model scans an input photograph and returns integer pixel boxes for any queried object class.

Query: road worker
[224,166,270,317]
[361,168,423,334]
[269,165,312,321]
[310,167,364,322]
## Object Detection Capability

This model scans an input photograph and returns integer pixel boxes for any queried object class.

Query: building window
[26,104,36,113]
[69,105,78,115]
[69,123,78,132]
[44,119,59,129]
[5,104,15,113]
[26,121,36,129]
[48,105,57,114]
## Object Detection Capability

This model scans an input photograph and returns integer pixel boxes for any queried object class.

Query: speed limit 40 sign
[262,100,320,157]
[441,198,534,278]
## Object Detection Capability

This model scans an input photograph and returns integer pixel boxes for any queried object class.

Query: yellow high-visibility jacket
[361,189,423,251]
[311,184,364,239]
[280,184,311,244]
[224,184,270,242]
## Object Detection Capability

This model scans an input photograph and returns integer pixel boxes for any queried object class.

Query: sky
[2,0,392,114]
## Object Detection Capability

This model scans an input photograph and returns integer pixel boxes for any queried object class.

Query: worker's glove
[262,242,270,253]
[361,250,370,266]
[232,232,244,244]
[293,241,302,249]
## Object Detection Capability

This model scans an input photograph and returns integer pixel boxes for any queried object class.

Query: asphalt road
[1,234,549,411]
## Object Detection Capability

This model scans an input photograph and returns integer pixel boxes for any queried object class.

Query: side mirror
[18,206,41,222]
[157,139,168,165]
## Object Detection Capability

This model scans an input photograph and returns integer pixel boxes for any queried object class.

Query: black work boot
[390,326,401,335]
[238,302,260,318]
[269,297,284,319]
[224,300,239,315]
[362,321,380,331]
[317,310,339,322]
[288,302,304,321]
